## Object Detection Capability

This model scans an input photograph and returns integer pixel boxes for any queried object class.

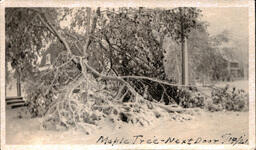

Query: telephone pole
[181,37,188,85]
[180,8,189,85]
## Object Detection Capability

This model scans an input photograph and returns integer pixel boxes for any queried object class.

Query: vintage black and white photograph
[3,4,253,147]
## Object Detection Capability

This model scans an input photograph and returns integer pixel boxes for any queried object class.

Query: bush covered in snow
[177,87,205,108]
[207,85,249,112]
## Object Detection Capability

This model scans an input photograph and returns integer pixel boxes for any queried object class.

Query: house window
[230,62,238,68]
[46,54,51,65]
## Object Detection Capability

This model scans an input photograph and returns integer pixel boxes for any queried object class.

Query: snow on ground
[5,80,249,145]
[6,107,248,145]
[197,80,248,98]
[214,80,248,92]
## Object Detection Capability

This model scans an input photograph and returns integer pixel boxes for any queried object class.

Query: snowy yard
[6,106,248,145]
[5,80,249,145]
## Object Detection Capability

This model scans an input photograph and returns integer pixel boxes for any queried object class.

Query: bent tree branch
[30,8,205,115]
[30,8,72,55]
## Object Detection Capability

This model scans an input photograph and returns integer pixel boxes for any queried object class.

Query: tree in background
[58,7,204,104]
[160,8,202,85]
[188,29,242,83]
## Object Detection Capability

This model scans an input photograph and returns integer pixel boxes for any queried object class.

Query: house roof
[219,49,239,63]
[40,41,83,67]
[222,55,239,63]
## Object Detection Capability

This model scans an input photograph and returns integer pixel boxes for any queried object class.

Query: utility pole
[180,8,189,85]
[181,38,188,85]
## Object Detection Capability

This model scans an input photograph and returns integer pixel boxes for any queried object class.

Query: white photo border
[0,0,255,149]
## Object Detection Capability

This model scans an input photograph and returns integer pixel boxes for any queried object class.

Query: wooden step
[11,103,28,109]
[6,96,23,101]
[6,96,28,109]
[6,100,25,105]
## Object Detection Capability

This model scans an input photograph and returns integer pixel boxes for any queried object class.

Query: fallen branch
[84,61,139,97]
[120,75,219,89]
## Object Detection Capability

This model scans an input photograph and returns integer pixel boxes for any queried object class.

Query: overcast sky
[200,7,248,44]
[200,7,248,57]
